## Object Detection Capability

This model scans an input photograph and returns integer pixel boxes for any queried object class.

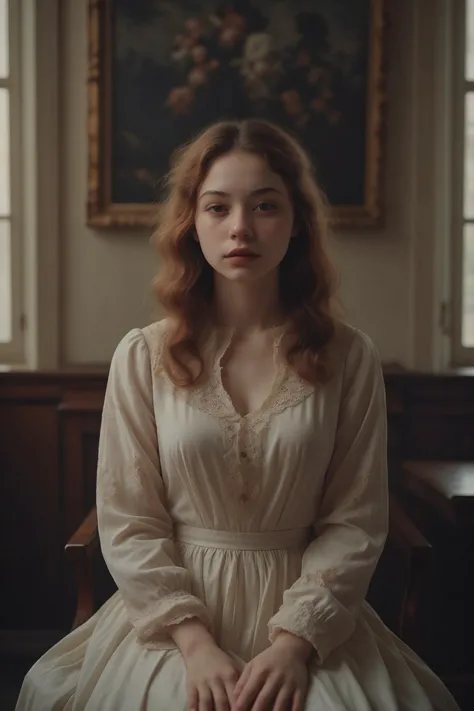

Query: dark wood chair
[64,495,432,656]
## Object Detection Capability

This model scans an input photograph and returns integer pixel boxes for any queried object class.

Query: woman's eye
[255,202,277,212]
[207,204,227,214]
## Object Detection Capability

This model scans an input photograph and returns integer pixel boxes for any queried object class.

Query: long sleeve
[268,329,388,664]
[96,328,212,648]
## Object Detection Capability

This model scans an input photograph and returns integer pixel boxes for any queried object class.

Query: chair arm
[388,495,433,649]
[64,507,99,629]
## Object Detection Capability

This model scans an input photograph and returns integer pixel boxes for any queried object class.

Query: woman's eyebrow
[199,187,283,200]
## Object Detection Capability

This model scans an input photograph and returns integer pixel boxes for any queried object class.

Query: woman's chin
[218,267,271,283]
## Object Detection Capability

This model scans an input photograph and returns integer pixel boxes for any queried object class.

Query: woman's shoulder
[328,321,381,377]
[111,319,170,375]
[141,318,170,346]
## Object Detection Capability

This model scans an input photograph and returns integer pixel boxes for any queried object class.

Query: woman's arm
[267,329,388,664]
[97,328,213,650]
[169,618,216,657]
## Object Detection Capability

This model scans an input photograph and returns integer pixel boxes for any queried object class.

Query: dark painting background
[111,0,370,206]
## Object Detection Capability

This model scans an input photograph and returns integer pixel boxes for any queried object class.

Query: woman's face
[194,151,295,283]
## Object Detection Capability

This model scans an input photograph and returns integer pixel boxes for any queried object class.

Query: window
[0,0,11,343]
[0,0,22,362]
[453,0,474,363]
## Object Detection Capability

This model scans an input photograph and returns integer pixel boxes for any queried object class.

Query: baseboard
[0,630,65,659]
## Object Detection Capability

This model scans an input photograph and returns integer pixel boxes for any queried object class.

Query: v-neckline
[213,326,288,420]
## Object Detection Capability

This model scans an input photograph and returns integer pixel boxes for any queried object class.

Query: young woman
[17,119,460,711]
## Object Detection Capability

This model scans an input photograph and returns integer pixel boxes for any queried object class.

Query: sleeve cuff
[131,592,213,649]
[268,588,356,664]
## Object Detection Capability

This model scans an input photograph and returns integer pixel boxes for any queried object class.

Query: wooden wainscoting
[0,371,107,654]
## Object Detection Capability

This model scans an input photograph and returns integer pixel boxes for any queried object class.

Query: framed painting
[87,0,388,229]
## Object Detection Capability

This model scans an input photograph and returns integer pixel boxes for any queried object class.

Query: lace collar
[153,324,314,507]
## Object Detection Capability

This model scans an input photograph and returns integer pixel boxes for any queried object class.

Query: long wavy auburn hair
[153,119,340,387]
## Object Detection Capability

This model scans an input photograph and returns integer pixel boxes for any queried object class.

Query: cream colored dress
[16,321,460,711]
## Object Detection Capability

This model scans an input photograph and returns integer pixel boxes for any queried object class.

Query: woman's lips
[225,253,260,265]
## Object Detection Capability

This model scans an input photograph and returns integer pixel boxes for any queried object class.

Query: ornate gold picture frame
[87,0,388,230]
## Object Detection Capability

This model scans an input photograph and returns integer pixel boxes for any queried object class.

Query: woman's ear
[192,229,199,242]
[291,222,300,238]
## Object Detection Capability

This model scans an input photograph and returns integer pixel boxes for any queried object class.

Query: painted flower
[167,85,194,115]
[216,9,246,48]
[219,26,242,48]
[281,89,304,117]
[238,33,281,98]
[185,17,205,40]
[310,96,327,112]
[171,33,197,62]
[191,45,208,65]
[188,66,208,87]
[222,9,246,34]
[242,33,273,65]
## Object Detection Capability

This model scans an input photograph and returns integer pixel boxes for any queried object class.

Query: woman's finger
[211,680,231,711]
[291,688,304,711]
[234,664,251,698]
[233,671,264,711]
[225,679,237,708]
[198,684,213,711]
[272,684,294,711]
[249,678,278,711]
[187,684,198,711]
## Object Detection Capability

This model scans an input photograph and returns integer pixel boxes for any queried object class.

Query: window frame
[0,0,24,364]
[452,0,474,365]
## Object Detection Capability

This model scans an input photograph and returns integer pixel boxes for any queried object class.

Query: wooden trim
[64,507,99,629]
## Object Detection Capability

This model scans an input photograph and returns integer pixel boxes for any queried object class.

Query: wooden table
[401,461,474,528]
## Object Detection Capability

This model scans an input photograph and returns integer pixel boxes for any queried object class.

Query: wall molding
[22,0,61,369]
[411,0,454,370]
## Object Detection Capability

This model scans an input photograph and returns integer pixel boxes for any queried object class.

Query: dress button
[239,492,249,503]
[240,451,247,459]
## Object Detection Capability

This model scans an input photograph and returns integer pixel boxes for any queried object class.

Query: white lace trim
[131,591,212,646]
[299,570,339,590]
[268,592,355,663]
[153,327,314,504]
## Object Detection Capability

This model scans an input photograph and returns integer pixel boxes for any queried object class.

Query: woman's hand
[184,640,241,711]
[169,618,240,711]
[231,632,311,711]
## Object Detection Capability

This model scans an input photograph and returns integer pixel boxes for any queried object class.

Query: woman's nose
[230,208,253,240]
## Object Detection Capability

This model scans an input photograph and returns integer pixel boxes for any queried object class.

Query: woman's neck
[212,273,284,333]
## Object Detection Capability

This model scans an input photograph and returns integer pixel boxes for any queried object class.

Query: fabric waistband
[174,524,312,551]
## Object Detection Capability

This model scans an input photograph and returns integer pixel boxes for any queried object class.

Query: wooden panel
[395,375,474,460]
[0,374,107,634]
[59,407,103,541]
[403,412,474,460]
[0,401,61,630]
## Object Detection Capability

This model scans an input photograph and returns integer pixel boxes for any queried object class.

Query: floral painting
[87,0,387,229]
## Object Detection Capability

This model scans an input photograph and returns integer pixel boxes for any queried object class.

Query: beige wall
[59,0,437,367]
